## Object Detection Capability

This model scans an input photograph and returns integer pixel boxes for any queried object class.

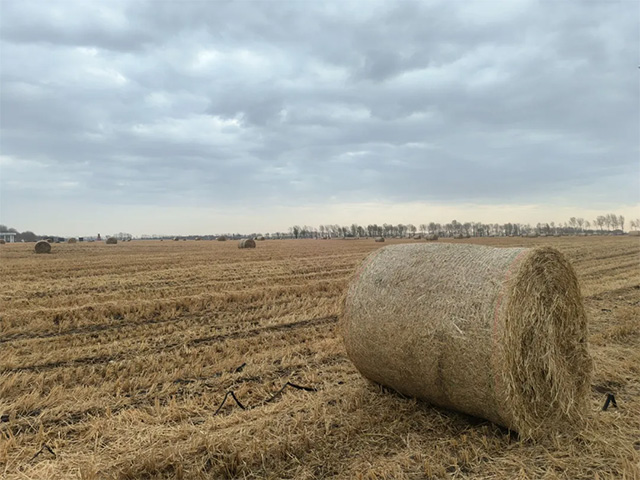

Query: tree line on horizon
[284,213,639,239]
[2,213,638,241]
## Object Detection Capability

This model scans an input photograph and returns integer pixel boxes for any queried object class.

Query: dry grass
[0,236,638,479]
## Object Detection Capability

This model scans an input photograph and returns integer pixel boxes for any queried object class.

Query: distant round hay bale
[0,239,5,245]
[342,243,591,438]
[256,236,265,241]
[35,240,51,254]
[217,236,227,241]
[67,238,77,244]
[173,237,180,241]
[195,237,201,241]
[106,237,118,244]
[425,234,439,241]
[238,238,256,249]
[46,238,54,243]
[374,237,385,243]
[629,231,640,236]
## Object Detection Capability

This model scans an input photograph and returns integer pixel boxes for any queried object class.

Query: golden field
[0,236,638,479]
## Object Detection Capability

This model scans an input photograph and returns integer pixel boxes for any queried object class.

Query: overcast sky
[1,0,638,236]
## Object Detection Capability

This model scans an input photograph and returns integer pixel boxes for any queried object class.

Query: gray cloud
[1,0,638,230]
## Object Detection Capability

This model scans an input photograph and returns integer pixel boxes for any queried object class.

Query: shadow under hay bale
[374,237,385,242]
[35,240,51,254]
[341,243,592,439]
[238,238,256,249]
[106,237,118,244]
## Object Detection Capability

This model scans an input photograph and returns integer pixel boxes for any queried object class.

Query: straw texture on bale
[341,243,592,439]
[67,238,77,243]
[217,236,227,241]
[35,240,51,254]
[374,237,385,242]
[106,237,118,244]
[0,239,5,245]
[238,238,256,249]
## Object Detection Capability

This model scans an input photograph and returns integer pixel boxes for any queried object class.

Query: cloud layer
[1,0,638,234]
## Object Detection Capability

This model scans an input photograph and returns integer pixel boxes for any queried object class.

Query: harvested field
[0,237,638,479]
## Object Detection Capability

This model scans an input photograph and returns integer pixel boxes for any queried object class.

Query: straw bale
[106,237,118,244]
[341,243,591,439]
[217,236,227,241]
[256,236,265,240]
[238,238,256,249]
[173,237,180,241]
[374,237,385,242]
[35,240,51,254]
[0,239,5,245]
[67,238,77,243]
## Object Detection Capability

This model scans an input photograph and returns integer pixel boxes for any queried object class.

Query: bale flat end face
[501,247,592,438]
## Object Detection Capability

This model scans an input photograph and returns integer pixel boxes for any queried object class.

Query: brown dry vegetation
[0,237,638,479]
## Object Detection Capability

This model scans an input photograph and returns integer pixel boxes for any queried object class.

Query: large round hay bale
[67,238,77,244]
[106,237,118,244]
[0,239,5,245]
[217,236,227,241]
[341,243,591,438]
[374,237,385,242]
[35,240,51,254]
[173,237,180,241]
[238,238,256,249]
[256,236,265,241]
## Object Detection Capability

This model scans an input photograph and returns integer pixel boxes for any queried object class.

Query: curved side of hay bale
[35,240,51,254]
[67,238,77,244]
[238,238,256,249]
[341,243,591,438]
[217,236,227,241]
[106,237,118,244]
[374,237,385,242]
[173,237,180,241]
[256,236,265,241]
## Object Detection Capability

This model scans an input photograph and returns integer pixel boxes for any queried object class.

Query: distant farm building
[0,232,17,243]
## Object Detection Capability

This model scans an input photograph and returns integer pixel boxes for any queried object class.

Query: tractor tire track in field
[1,354,349,436]
[1,315,338,373]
